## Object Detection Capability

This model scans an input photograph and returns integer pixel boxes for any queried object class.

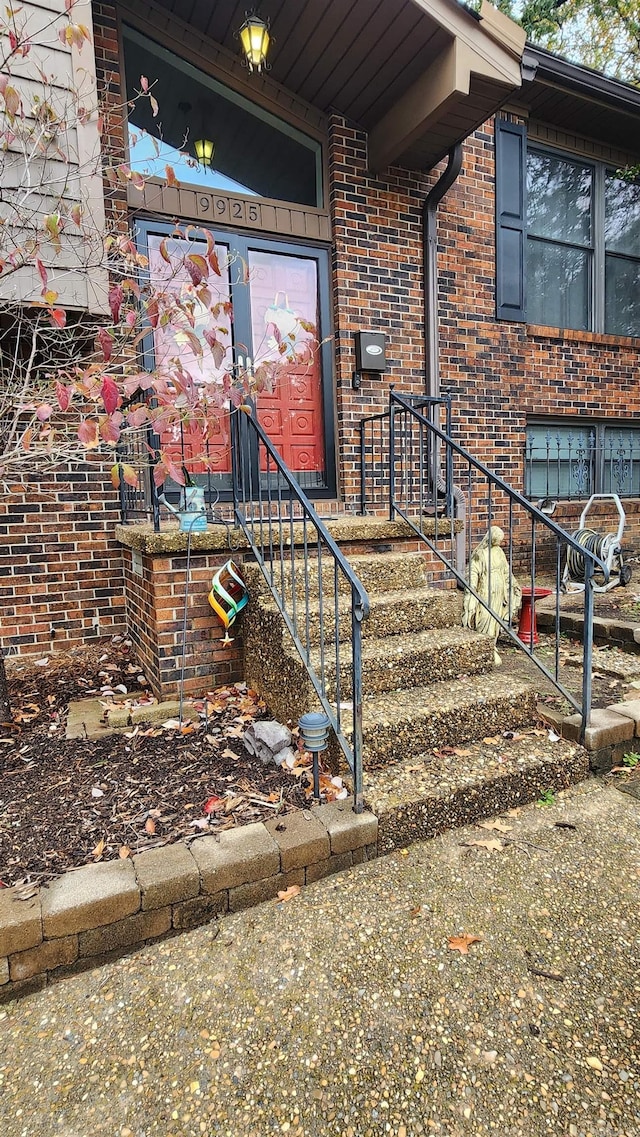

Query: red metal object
[518,586,553,647]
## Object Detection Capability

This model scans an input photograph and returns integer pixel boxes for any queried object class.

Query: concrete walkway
[1,780,639,1137]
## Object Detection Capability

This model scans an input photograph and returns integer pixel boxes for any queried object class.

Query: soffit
[120,0,525,171]
[516,48,640,159]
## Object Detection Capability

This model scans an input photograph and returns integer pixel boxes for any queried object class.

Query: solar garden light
[297,711,331,804]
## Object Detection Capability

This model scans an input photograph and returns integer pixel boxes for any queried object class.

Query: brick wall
[328,114,640,511]
[0,470,126,654]
[122,549,244,699]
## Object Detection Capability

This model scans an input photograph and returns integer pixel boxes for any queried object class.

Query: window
[496,120,640,336]
[525,420,640,499]
[122,26,323,208]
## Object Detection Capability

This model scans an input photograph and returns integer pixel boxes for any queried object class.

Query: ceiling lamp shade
[238,13,270,73]
[194,138,215,166]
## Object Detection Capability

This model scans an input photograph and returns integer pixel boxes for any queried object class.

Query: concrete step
[276,552,431,600]
[299,585,463,646]
[359,672,537,767]
[363,732,589,853]
[308,626,495,700]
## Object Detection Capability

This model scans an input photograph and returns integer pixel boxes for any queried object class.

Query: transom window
[122,25,323,208]
[525,420,640,500]
[526,148,640,336]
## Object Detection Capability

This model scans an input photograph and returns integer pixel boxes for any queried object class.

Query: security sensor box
[354,331,387,373]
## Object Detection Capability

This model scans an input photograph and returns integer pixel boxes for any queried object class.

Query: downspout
[422,143,466,572]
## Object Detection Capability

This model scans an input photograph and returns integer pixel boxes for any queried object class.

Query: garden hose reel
[562,494,632,593]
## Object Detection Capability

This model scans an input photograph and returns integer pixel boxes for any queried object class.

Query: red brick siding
[328,114,640,510]
[0,470,126,654]
[123,550,245,700]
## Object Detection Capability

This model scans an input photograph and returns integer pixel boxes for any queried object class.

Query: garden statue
[462,527,522,664]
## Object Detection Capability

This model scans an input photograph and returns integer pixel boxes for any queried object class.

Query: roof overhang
[128,0,525,172]
[516,45,640,156]
[367,1,526,171]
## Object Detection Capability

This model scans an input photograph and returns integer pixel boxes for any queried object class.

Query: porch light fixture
[194,137,215,167]
[297,711,331,803]
[237,12,271,73]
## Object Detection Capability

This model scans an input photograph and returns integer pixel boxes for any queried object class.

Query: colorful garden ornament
[208,560,248,645]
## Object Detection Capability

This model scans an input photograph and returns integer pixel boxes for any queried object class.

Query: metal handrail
[388,391,608,739]
[231,409,370,812]
[359,392,451,514]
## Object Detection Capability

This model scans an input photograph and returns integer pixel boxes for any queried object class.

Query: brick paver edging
[0,802,377,1003]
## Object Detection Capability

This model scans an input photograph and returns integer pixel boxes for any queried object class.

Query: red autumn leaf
[147,297,159,328]
[203,795,222,814]
[97,327,113,362]
[109,284,123,323]
[36,403,52,421]
[120,463,138,488]
[130,170,145,191]
[144,817,156,835]
[99,416,121,445]
[140,74,149,92]
[49,308,66,328]
[55,381,71,411]
[101,374,120,414]
[185,253,208,286]
[77,419,99,448]
[35,257,47,289]
[165,164,178,188]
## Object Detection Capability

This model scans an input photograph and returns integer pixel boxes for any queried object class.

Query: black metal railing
[231,410,370,812]
[525,426,640,500]
[385,391,609,739]
[359,392,452,514]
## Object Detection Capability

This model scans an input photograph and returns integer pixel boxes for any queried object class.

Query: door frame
[134,218,337,500]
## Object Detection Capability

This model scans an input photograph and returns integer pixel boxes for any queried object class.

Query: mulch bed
[0,640,317,888]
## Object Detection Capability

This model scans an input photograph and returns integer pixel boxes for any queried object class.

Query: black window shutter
[495,119,527,322]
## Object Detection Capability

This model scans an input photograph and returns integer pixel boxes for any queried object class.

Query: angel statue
[462,526,522,665]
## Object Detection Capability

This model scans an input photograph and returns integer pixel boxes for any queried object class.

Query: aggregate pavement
[1,779,639,1137]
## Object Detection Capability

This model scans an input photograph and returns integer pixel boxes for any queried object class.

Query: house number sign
[197,193,262,228]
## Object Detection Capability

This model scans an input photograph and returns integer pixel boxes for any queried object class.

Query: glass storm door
[247,246,326,490]
[139,223,334,498]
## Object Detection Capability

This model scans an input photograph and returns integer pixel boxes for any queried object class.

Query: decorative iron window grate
[525,421,640,500]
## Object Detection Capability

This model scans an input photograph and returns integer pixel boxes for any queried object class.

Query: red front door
[247,248,325,487]
[145,226,331,495]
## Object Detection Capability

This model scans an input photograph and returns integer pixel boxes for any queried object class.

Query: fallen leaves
[447,933,483,954]
[277,884,301,903]
[479,819,512,834]
[465,838,506,853]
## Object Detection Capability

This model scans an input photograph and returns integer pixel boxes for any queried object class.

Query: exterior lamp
[238,13,270,73]
[297,711,331,803]
[194,138,215,167]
